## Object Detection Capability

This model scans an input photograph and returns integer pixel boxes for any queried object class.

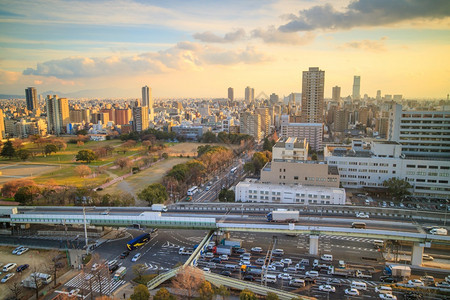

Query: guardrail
[184,230,214,267]
[204,272,314,300]
[147,267,180,290]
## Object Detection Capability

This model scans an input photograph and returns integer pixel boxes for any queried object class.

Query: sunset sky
[0,0,449,99]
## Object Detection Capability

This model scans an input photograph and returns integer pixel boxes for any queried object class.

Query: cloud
[279,0,450,32]
[22,42,271,79]
[193,28,246,43]
[0,70,20,85]
[251,26,315,45]
[340,37,388,52]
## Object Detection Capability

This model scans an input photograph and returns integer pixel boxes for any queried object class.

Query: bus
[187,186,198,196]
[126,233,151,250]
[230,167,237,174]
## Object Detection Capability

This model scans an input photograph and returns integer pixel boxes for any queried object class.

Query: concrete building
[172,125,206,140]
[46,95,69,135]
[272,137,308,161]
[270,93,279,104]
[69,109,90,123]
[388,104,450,158]
[25,87,38,111]
[256,107,269,137]
[333,109,347,132]
[281,115,323,151]
[142,85,151,107]
[352,76,361,100]
[240,112,261,141]
[228,87,234,101]
[0,109,5,139]
[114,108,131,125]
[245,86,255,104]
[332,86,341,101]
[221,117,235,133]
[324,140,450,198]
[301,67,324,123]
[235,179,346,205]
[132,105,149,132]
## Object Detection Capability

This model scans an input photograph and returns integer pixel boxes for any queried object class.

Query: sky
[0,0,449,99]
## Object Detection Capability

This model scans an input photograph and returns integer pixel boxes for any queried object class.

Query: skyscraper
[376,90,382,101]
[300,67,325,123]
[269,93,279,104]
[0,109,5,139]
[228,87,234,101]
[132,101,149,132]
[25,87,38,111]
[332,86,341,101]
[46,95,69,135]
[245,86,254,103]
[142,85,152,107]
[352,76,361,100]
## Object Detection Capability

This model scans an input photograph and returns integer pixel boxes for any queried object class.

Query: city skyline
[0,0,449,99]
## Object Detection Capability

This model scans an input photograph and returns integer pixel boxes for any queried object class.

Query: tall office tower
[352,76,361,100]
[269,93,279,104]
[132,105,149,132]
[25,87,38,111]
[300,67,325,123]
[332,86,341,101]
[141,85,151,107]
[0,109,5,139]
[376,90,382,101]
[46,95,69,135]
[228,87,234,101]
[245,86,254,103]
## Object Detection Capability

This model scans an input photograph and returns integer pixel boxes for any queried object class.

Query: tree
[75,165,92,178]
[44,144,58,156]
[311,153,318,161]
[383,177,412,201]
[115,157,131,170]
[263,137,272,152]
[172,266,204,299]
[215,285,230,299]
[132,264,147,281]
[202,131,217,143]
[1,179,37,197]
[137,183,168,205]
[239,289,257,300]
[153,287,176,300]
[76,150,97,164]
[266,292,279,300]
[16,149,31,161]
[162,152,169,159]
[1,140,15,159]
[11,139,24,150]
[198,281,214,300]
[243,162,255,174]
[77,129,88,135]
[130,284,150,300]
[29,266,42,300]
[218,189,235,202]
[46,251,66,287]
[8,277,22,300]
[14,185,40,204]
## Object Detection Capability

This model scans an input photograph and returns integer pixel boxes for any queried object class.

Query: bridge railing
[147,267,180,290]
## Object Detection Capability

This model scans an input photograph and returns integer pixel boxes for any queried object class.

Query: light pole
[83,207,89,254]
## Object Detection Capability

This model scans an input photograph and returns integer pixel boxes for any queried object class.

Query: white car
[262,264,276,271]
[16,248,29,255]
[422,254,434,261]
[68,288,80,297]
[345,288,359,296]
[356,212,369,218]
[2,263,17,272]
[272,249,284,256]
[251,247,263,253]
[204,252,214,259]
[277,273,292,280]
[12,246,25,255]
[436,281,450,288]
[305,270,319,278]
[407,279,424,287]
[319,285,336,292]
[430,228,447,235]
[446,275,450,282]
[379,294,397,300]
[131,253,142,262]
[202,267,211,273]
[272,261,284,268]
[107,259,118,266]
[294,263,305,271]
[220,255,229,261]
[1,273,15,283]
[281,258,292,265]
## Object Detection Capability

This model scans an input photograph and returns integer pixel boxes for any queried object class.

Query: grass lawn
[101,157,191,196]
[33,165,110,187]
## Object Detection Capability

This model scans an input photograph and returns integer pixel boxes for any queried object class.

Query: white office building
[235,179,346,205]
[324,140,450,198]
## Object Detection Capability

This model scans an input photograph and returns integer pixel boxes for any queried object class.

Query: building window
[294,176,298,180]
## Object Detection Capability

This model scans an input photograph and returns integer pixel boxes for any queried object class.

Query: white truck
[151,204,168,212]
[385,265,411,280]
[267,210,300,222]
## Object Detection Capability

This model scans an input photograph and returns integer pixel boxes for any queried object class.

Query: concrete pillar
[309,235,319,255]
[411,242,424,266]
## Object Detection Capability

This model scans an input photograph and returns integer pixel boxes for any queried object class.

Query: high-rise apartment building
[245,86,254,104]
[25,87,38,111]
[132,105,149,132]
[376,90,382,101]
[352,76,361,100]
[269,93,279,104]
[301,67,324,123]
[46,95,69,135]
[256,107,270,136]
[0,109,5,139]
[141,85,151,107]
[114,108,131,125]
[240,112,261,141]
[228,87,234,101]
[69,109,90,123]
[332,86,341,101]
[333,109,347,132]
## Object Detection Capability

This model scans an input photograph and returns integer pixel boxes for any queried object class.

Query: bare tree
[172,266,204,299]
[28,266,43,300]
[8,276,23,300]
[114,157,131,170]
[46,251,66,287]
[75,165,92,178]
[132,264,147,281]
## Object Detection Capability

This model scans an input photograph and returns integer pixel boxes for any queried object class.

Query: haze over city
[1,0,449,99]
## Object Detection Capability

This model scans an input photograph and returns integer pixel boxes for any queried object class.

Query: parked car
[436,281,450,288]
[407,279,424,287]
[420,275,435,284]
[305,270,319,278]
[345,288,359,296]
[16,248,29,255]
[278,273,292,280]
[319,285,336,292]
[91,263,100,271]
[251,247,263,253]
[422,254,434,261]
[3,263,17,272]
[12,246,25,255]
[294,263,305,271]
[107,260,118,266]
[16,264,29,272]
[262,264,276,271]
[211,257,222,264]
[202,267,211,273]
[272,261,284,268]
[204,252,214,259]
[272,249,284,256]
[379,294,397,300]
[356,212,370,218]
[380,276,396,283]
[283,267,297,273]
[235,248,246,254]
[255,258,265,265]
[1,273,15,283]
[109,264,119,274]
[131,253,142,262]
[119,251,129,258]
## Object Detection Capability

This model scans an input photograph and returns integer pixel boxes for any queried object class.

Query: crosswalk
[63,273,125,296]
